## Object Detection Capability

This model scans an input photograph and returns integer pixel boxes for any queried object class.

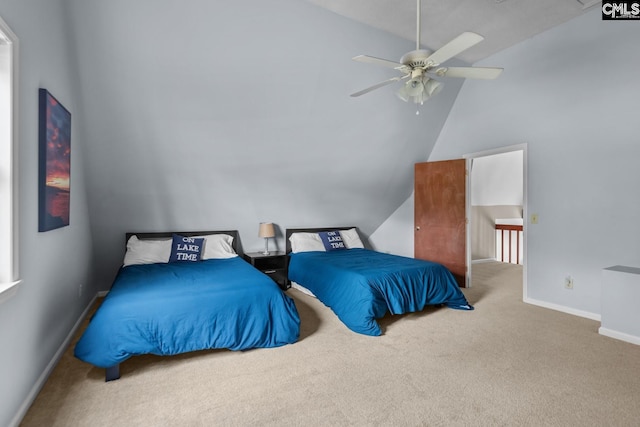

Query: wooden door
[414,159,467,287]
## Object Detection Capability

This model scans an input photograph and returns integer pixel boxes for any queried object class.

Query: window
[0,15,19,303]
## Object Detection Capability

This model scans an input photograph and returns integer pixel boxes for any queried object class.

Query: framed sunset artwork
[38,89,71,232]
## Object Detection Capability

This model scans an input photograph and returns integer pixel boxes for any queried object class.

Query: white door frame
[463,143,527,298]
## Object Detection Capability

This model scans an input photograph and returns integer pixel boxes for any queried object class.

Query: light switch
[531,213,539,224]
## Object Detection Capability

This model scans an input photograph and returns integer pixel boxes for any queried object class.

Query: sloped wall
[64,0,465,291]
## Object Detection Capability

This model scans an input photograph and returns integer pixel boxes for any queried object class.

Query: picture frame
[38,88,71,232]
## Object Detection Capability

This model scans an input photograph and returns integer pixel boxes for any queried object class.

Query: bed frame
[125,230,240,253]
[104,230,240,382]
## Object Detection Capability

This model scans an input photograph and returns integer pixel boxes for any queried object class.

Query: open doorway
[464,144,527,296]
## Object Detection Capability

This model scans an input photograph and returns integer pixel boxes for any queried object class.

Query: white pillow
[340,228,364,249]
[289,232,326,253]
[196,234,237,259]
[123,233,237,266]
[123,235,171,266]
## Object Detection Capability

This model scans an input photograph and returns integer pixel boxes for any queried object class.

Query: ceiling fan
[350,0,503,106]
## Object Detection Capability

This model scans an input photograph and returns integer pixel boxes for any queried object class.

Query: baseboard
[598,327,640,346]
[523,296,601,322]
[9,292,100,427]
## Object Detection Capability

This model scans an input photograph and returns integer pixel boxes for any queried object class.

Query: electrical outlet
[78,283,83,297]
[564,276,574,289]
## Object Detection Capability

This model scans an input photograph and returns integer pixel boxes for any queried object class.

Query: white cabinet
[599,265,640,345]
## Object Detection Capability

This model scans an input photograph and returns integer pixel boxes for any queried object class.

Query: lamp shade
[258,222,275,238]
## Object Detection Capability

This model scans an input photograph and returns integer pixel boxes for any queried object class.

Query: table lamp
[258,222,275,255]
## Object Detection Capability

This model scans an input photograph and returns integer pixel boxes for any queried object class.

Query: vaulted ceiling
[308,0,600,64]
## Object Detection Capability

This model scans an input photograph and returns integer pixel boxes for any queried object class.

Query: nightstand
[243,251,289,290]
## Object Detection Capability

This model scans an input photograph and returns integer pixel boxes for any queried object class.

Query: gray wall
[0,1,94,426]
[429,8,640,316]
[64,0,465,291]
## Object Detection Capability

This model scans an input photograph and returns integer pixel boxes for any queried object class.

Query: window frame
[0,15,20,304]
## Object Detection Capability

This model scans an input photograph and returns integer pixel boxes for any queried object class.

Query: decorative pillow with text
[169,234,204,262]
[318,231,347,251]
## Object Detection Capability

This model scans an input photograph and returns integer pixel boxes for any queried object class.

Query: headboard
[125,230,240,254]
[285,226,356,254]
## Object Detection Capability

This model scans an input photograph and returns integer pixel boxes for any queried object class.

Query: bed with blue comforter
[75,232,300,380]
[287,240,472,336]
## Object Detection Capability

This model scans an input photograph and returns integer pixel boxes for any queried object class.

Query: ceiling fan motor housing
[400,49,435,68]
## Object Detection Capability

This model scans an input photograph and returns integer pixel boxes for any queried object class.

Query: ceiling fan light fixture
[396,84,412,102]
[396,77,443,104]
[406,78,425,96]
[424,78,443,97]
[412,90,430,105]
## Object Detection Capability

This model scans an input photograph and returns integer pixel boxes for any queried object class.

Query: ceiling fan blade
[433,66,503,80]
[350,75,407,97]
[352,55,405,70]
[426,32,484,66]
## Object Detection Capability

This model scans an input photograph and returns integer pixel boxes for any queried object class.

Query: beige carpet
[21,262,640,426]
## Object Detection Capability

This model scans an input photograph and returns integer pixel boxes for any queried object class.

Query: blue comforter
[288,249,472,336]
[74,257,300,368]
